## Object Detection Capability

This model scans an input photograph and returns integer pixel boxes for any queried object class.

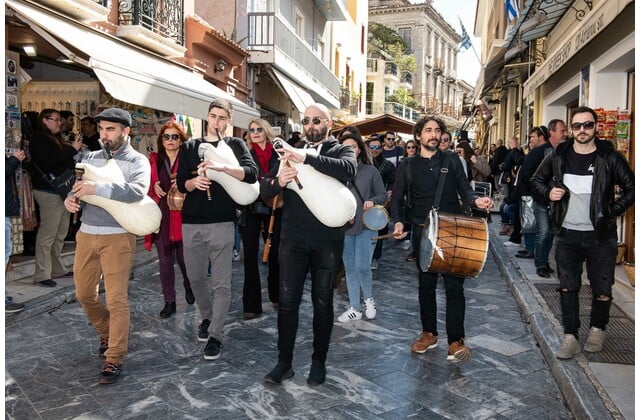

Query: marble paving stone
[5,239,573,418]
[465,333,530,356]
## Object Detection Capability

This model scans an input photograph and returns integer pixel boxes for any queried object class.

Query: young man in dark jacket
[390,116,493,363]
[176,99,258,361]
[531,106,634,359]
[261,103,356,386]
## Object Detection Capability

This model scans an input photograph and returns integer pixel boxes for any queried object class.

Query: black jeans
[412,224,466,344]
[277,238,343,363]
[555,228,616,334]
[239,209,281,314]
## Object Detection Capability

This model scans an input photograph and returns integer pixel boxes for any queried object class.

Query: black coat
[531,138,634,236]
[5,156,21,216]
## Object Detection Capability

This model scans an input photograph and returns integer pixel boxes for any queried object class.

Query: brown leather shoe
[447,339,471,362]
[499,225,512,235]
[410,332,438,354]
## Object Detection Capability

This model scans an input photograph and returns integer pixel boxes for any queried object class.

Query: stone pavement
[4,222,633,419]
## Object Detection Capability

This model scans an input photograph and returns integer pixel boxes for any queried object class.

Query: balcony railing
[365,101,419,122]
[118,0,184,46]
[247,12,340,96]
[384,62,398,77]
[366,58,378,72]
[401,72,412,85]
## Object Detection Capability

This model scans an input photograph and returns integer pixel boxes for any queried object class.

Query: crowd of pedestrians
[5,103,634,387]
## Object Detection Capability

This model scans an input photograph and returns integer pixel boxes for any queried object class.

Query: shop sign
[522,0,624,99]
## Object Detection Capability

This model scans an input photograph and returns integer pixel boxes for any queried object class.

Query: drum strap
[432,152,452,210]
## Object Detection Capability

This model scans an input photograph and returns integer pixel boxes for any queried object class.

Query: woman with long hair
[455,142,491,182]
[145,121,194,318]
[337,131,387,322]
[403,139,419,157]
[240,118,282,319]
[29,109,82,287]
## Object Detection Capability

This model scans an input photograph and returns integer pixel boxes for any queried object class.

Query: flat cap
[94,107,131,127]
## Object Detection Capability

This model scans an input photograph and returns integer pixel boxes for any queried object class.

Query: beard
[425,144,438,152]
[574,131,595,144]
[305,125,328,143]
[103,133,126,151]
[421,137,440,152]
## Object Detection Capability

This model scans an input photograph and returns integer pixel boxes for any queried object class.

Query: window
[295,8,304,38]
[398,27,412,51]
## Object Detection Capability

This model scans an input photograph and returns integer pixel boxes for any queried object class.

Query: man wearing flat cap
[64,107,150,384]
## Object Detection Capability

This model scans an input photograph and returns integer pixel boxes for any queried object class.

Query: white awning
[7,0,260,127]
[271,69,315,114]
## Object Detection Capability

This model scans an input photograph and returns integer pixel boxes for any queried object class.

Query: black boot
[264,362,294,384]
[160,302,176,318]
[307,359,326,386]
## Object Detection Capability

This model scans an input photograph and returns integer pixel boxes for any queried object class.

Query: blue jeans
[500,202,516,225]
[523,233,535,253]
[5,217,11,268]
[533,201,553,268]
[342,229,377,308]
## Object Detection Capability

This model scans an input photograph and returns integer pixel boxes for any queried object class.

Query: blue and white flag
[506,0,520,21]
[458,17,472,52]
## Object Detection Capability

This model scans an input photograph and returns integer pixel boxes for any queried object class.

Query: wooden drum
[418,209,489,278]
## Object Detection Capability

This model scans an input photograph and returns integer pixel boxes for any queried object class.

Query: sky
[410,0,482,86]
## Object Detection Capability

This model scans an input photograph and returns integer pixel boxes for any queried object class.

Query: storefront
[6,0,260,154]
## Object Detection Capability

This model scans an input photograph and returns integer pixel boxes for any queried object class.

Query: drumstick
[72,167,85,225]
[273,139,303,189]
[371,233,397,241]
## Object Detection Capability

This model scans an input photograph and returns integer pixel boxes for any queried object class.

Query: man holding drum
[390,116,493,362]
[261,103,356,386]
[176,99,258,361]
[64,108,149,384]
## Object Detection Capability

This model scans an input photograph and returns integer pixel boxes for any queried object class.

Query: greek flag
[458,18,472,52]
[506,0,519,21]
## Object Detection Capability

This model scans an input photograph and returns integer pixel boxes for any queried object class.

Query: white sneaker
[556,334,581,359]
[371,259,378,270]
[584,327,605,353]
[364,298,377,320]
[338,307,362,323]
[232,250,240,262]
[402,240,411,250]
[503,241,520,247]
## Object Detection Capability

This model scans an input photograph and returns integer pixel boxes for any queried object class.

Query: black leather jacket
[531,138,634,236]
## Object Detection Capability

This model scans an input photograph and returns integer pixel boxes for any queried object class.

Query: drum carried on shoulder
[419,209,489,278]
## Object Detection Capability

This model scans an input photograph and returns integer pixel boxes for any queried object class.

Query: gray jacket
[345,162,387,236]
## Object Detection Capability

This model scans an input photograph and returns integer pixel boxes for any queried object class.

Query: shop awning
[270,68,315,114]
[7,0,260,127]
[331,114,416,137]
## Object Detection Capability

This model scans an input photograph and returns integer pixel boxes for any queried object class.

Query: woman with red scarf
[145,121,194,318]
[240,118,282,319]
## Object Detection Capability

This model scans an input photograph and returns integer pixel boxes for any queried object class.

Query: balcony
[247,12,340,98]
[400,71,412,89]
[365,101,419,123]
[384,62,398,79]
[445,69,457,83]
[366,58,379,73]
[116,0,187,57]
[37,0,111,22]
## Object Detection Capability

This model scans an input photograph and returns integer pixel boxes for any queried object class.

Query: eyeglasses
[45,117,62,123]
[369,145,382,150]
[570,121,596,131]
[406,146,416,150]
[301,116,326,126]
[248,127,264,134]
[162,133,180,141]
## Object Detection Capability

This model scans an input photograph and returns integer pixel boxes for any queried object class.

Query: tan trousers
[74,230,136,364]
[33,190,69,281]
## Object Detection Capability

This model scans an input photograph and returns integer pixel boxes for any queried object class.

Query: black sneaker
[5,300,25,313]
[185,287,195,305]
[99,336,109,357]
[197,319,211,342]
[37,279,57,287]
[203,337,222,360]
[264,362,294,384]
[98,361,122,384]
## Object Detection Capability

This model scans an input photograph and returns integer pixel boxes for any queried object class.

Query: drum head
[419,209,439,272]
[362,205,389,231]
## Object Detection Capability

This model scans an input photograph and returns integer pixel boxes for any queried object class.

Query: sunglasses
[386,137,395,141]
[249,127,264,134]
[369,145,382,150]
[301,116,326,126]
[162,133,180,141]
[406,146,416,149]
[570,121,596,131]
[441,138,451,142]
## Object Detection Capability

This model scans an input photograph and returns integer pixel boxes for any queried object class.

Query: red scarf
[253,142,273,178]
